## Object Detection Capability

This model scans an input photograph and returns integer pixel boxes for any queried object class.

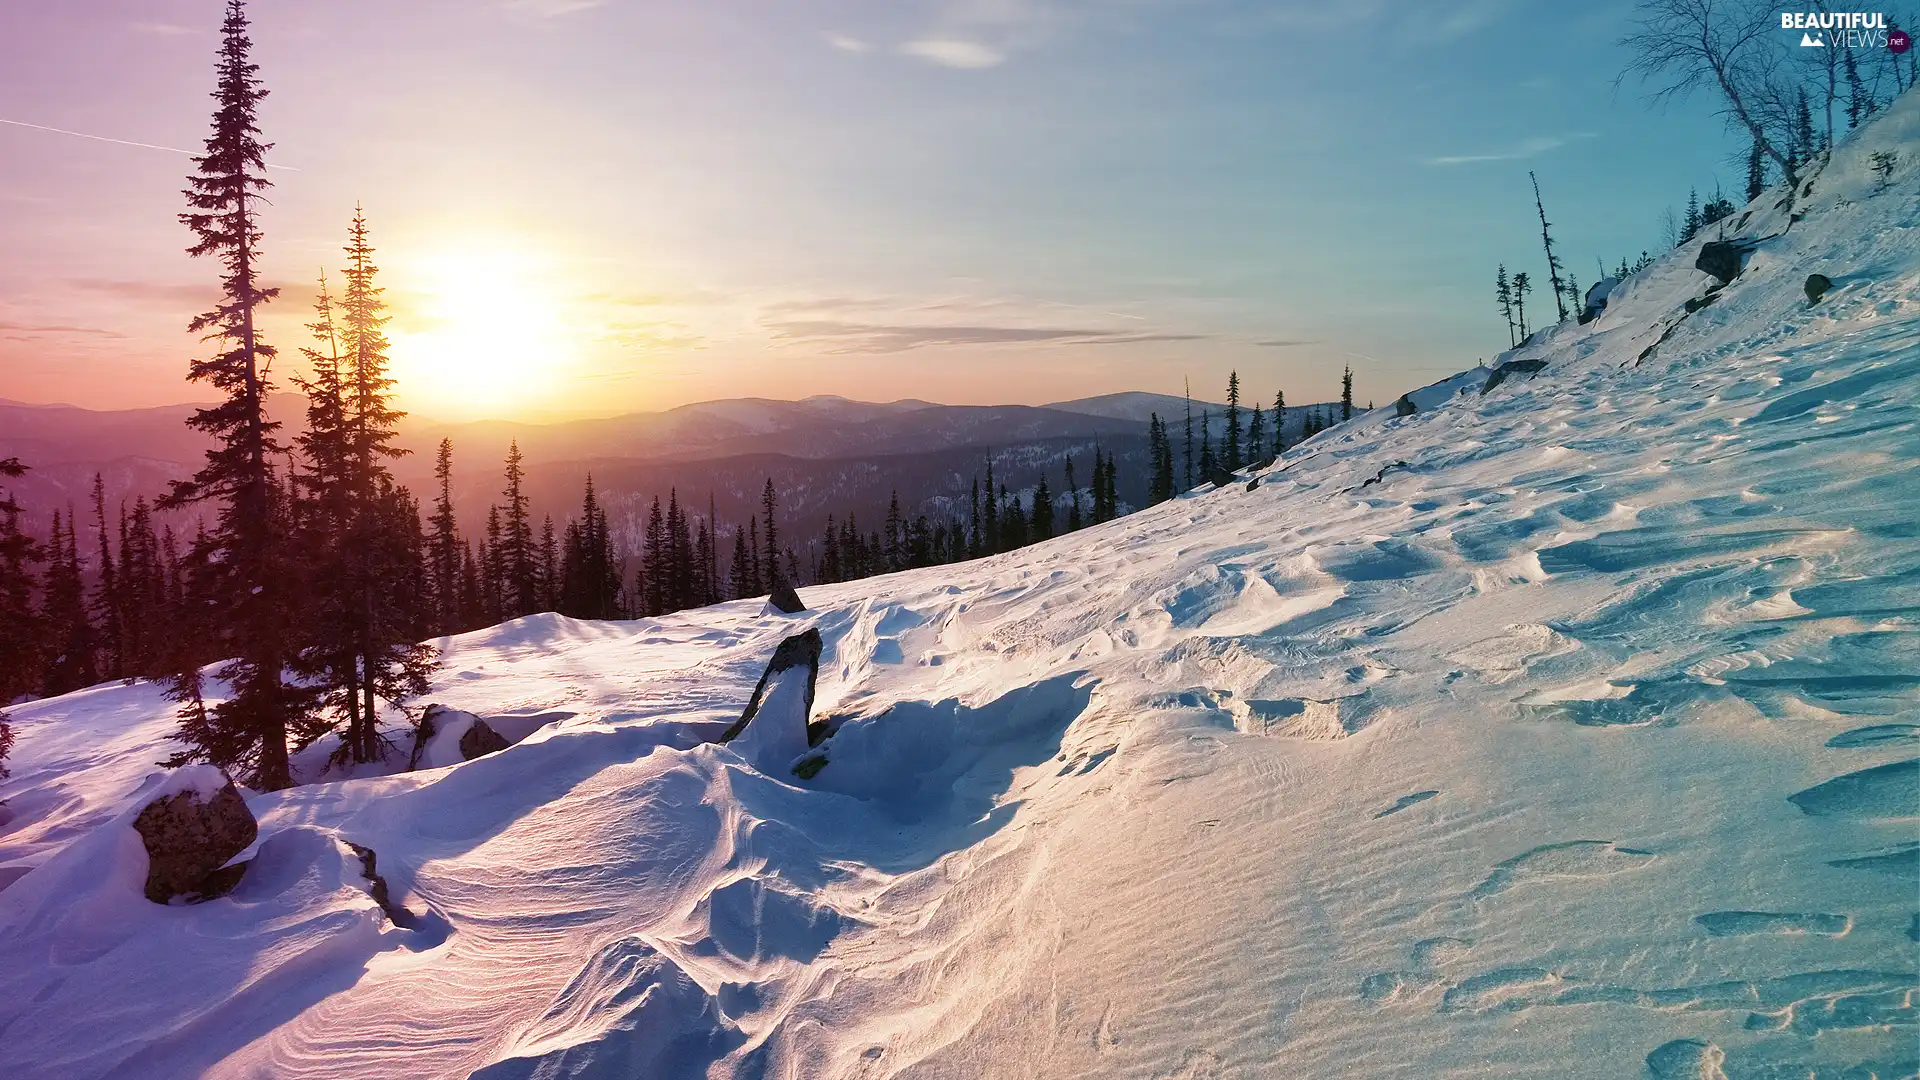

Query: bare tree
[1618,0,1794,172]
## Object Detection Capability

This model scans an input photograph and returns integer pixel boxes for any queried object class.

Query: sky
[0,0,1746,421]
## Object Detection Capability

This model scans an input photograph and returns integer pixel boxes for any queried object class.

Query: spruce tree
[1223,370,1241,471]
[1682,188,1701,242]
[1272,389,1286,457]
[1065,456,1084,530]
[1530,171,1568,323]
[161,0,315,787]
[499,441,534,617]
[1341,364,1354,423]
[760,479,782,591]
[1511,272,1532,339]
[1197,411,1215,478]
[982,459,1000,556]
[642,496,666,616]
[1495,264,1517,348]
[40,507,98,695]
[1182,378,1195,490]
[90,474,123,681]
[1031,476,1054,541]
[538,516,558,611]
[0,458,43,705]
[428,438,458,633]
[1245,402,1265,466]
[885,491,904,571]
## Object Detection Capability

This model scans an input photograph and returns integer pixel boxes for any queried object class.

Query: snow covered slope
[3,98,1918,1080]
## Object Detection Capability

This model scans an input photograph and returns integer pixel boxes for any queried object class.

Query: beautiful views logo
[1780,11,1900,48]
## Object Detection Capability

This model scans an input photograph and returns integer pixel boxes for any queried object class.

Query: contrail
[0,118,298,170]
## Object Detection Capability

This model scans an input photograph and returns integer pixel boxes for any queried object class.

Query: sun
[390,248,576,419]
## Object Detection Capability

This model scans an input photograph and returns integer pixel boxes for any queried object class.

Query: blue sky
[0,0,1744,419]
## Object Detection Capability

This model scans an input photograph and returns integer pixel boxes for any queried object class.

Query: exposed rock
[1645,1039,1728,1080]
[1244,477,1260,492]
[1805,273,1833,303]
[1580,275,1620,324]
[767,582,807,614]
[459,717,510,760]
[721,628,824,745]
[1695,240,1753,284]
[1205,464,1237,489]
[345,841,425,930]
[132,775,257,903]
[407,703,449,770]
[1394,394,1417,417]
[1480,359,1548,395]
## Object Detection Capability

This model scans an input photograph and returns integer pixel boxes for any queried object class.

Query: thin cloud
[824,31,870,53]
[501,0,604,16]
[0,321,127,340]
[901,38,1006,68]
[1255,338,1317,348]
[766,319,1194,353]
[1427,133,1595,166]
[67,279,209,306]
[0,118,298,170]
[129,22,197,36]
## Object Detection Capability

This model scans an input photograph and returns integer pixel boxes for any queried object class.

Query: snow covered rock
[408,704,508,770]
[1695,239,1755,284]
[767,582,807,614]
[1394,393,1416,417]
[1480,358,1547,395]
[721,628,821,774]
[129,765,255,903]
[1581,275,1619,322]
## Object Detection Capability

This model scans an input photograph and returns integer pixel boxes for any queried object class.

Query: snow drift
[2,96,1919,1079]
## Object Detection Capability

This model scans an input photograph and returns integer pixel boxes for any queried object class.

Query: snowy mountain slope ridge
[2,98,1918,1078]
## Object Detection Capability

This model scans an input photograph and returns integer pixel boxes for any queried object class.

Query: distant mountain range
[0,391,1343,556]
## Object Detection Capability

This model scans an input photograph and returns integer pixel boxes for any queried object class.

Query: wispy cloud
[767,319,1199,353]
[824,31,870,54]
[66,279,209,306]
[901,38,1006,69]
[501,0,604,18]
[1427,132,1594,166]
[0,321,127,340]
[1255,338,1316,348]
[128,21,196,36]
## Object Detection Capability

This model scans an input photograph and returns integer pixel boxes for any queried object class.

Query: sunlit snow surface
[3,100,1919,1079]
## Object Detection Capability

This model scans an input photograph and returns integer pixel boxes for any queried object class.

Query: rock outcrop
[132,772,257,903]
[1394,394,1417,417]
[767,582,807,614]
[1695,240,1755,285]
[721,629,824,774]
[1481,359,1548,395]
[1805,273,1833,303]
[459,718,510,760]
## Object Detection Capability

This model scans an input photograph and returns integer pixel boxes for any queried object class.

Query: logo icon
[1801,30,1826,45]
[1892,28,1912,52]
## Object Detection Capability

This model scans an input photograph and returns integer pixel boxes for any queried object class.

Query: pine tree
[40,507,97,695]
[1272,389,1286,457]
[760,479,782,591]
[1223,370,1242,471]
[1530,171,1568,323]
[1341,364,1354,423]
[1244,402,1265,466]
[968,477,983,557]
[90,474,123,680]
[884,490,904,571]
[482,506,504,623]
[1197,411,1214,477]
[704,493,720,604]
[499,441,534,617]
[1795,88,1816,163]
[642,496,666,616]
[538,516,558,611]
[746,516,762,595]
[1495,264,1517,348]
[981,458,1000,556]
[0,458,43,705]
[1065,455,1084,530]
[160,0,315,787]
[1842,44,1869,128]
[559,475,621,619]
[1031,475,1054,541]
[1682,187,1701,241]
[1182,379,1195,490]
[428,438,458,633]
[1511,272,1532,339]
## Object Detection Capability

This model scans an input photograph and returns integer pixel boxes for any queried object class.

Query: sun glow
[390,248,577,419]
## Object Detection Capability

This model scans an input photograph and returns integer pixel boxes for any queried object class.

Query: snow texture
[1,94,1918,1080]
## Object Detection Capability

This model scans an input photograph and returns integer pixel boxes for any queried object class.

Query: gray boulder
[720,628,823,746]
[132,775,257,903]
[1695,240,1754,284]
[1480,359,1548,395]
[459,717,510,760]
[767,582,807,614]
[1394,394,1417,417]
[1205,464,1237,489]
[1805,273,1833,303]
